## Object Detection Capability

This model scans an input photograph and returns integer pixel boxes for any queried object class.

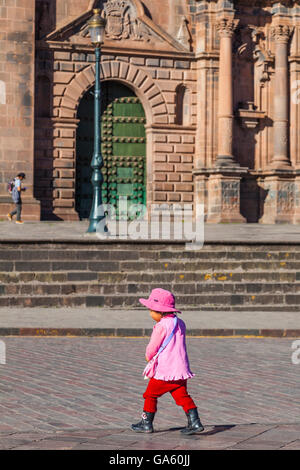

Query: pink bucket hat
[139,288,181,314]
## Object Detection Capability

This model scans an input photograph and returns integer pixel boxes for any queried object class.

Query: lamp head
[88,9,106,47]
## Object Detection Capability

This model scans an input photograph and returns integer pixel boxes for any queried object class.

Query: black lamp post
[87,9,107,233]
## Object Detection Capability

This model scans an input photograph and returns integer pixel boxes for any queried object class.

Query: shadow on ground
[156,424,236,438]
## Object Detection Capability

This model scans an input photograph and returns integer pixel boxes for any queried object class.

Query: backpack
[7,179,15,194]
[8,178,20,203]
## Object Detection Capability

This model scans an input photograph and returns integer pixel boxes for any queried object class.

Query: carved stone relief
[252,28,272,87]
[78,0,157,41]
[270,24,293,44]
[234,25,272,112]
[278,182,295,214]
[102,0,155,42]
[234,25,272,81]
[216,17,239,39]
[177,17,192,51]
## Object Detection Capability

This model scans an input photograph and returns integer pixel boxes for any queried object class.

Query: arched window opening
[176,85,191,126]
[35,76,51,117]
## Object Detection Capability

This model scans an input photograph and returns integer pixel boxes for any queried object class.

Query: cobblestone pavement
[0,337,299,450]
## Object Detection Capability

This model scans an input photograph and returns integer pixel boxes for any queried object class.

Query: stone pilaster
[294,171,300,224]
[269,24,293,169]
[215,16,239,167]
[258,23,295,224]
[52,118,80,221]
[194,167,247,223]
[193,14,247,223]
[259,171,295,224]
[194,173,208,221]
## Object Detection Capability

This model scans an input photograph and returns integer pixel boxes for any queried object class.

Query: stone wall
[3,0,300,223]
[0,0,40,220]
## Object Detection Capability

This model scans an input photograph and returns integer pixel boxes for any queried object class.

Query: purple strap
[157,316,178,355]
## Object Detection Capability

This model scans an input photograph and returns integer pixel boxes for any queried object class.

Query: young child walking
[131,288,204,435]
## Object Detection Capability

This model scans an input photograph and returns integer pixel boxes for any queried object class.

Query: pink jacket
[145,314,195,381]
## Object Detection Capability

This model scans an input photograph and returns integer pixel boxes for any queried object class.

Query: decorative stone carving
[234,26,271,85]
[233,26,268,125]
[237,101,265,129]
[270,24,293,43]
[216,17,239,39]
[102,0,154,42]
[234,26,254,61]
[252,28,272,87]
[177,17,192,51]
[278,181,295,214]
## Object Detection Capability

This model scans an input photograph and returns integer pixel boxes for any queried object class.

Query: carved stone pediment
[104,0,146,41]
[45,0,188,52]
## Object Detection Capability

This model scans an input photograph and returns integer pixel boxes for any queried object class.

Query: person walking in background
[7,173,26,224]
[131,288,204,435]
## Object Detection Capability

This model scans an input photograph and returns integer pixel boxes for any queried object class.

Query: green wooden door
[101,96,146,220]
[76,83,146,220]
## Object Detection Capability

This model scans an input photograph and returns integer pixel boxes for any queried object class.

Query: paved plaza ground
[1,220,300,243]
[0,307,300,338]
[0,336,299,450]
[0,221,299,451]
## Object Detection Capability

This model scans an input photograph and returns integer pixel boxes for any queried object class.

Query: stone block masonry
[40,48,197,220]
[153,129,195,204]
[0,0,40,220]
[3,0,300,224]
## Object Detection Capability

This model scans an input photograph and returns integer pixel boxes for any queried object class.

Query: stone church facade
[1,0,300,223]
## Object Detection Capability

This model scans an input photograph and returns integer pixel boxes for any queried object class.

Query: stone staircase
[0,242,299,311]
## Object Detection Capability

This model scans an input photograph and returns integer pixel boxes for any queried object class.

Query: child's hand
[145,355,149,362]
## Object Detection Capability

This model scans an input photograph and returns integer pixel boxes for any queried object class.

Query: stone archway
[52,60,168,220]
[59,60,168,124]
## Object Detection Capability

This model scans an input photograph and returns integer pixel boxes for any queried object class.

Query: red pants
[143,378,197,413]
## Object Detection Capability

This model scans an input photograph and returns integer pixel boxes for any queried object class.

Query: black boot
[131,411,155,433]
[180,408,204,435]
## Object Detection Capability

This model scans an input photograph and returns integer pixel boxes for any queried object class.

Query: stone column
[259,174,295,224]
[193,16,247,223]
[269,24,292,169]
[215,17,239,167]
[259,23,295,224]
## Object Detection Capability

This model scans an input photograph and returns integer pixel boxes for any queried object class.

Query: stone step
[1,242,300,250]
[1,260,300,272]
[0,248,300,261]
[0,271,298,284]
[127,271,298,283]
[0,282,300,296]
[0,242,299,311]
[0,293,300,310]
